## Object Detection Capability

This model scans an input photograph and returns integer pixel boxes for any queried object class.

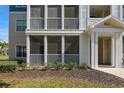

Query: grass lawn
[0,55,9,60]
[0,70,123,88]
[1,76,117,88]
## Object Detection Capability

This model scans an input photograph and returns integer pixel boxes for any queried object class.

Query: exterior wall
[111,5,121,19]
[80,5,87,29]
[79,33,89,65]
[9,12,26,60]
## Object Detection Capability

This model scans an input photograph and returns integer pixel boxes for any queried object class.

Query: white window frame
[15,44,26,58]
[15,19,26,32]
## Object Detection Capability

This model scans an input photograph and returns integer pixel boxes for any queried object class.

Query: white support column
[26,35,30,67]
[115,33,119,68]
[118,33,123,67]
[45,5,48,30]
[79,5,83,30]
[87,34,90,67]
[62,36,65,64]
[27,5,30,29]
[62,5,64,30]
[111,35,115,67]
[91,32,95,68]
[79,34,83,65]
[94,33,98,68]
[44,36,47,66]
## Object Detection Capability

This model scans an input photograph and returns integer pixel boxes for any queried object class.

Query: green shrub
[54,62,64,70]
[0,61,18,73]
[16,60,27,71]
[65,62,78,70]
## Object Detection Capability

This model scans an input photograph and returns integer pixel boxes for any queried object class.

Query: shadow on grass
[0,80,10,88]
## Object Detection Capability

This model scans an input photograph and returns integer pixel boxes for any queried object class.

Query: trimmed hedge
[0,61,18,73]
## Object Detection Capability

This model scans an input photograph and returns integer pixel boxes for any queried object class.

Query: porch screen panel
[64,5,79,29]
[47,36,62,64]
[30,5,44,29]
[64,36,79,64]
[47,5,61,29]
[30,36,44,65]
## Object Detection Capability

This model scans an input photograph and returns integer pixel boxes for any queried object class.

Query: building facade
[9,5,124,68]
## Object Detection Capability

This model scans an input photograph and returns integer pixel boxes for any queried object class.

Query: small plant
[54,62,65,70]
[65,62,78,70]
[16,60,27,71]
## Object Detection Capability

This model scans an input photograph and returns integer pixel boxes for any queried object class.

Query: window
[47,5,61,29]
[16,45,26,57]
[16,20,26,31]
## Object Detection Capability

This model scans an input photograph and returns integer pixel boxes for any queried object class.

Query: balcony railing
[47,54,62,63]
[30,18,44,30]
[64,18,79,29]
[64,54,79,64]
[29,18,79,30]
[30,54,44,65]
[47,18,61,29]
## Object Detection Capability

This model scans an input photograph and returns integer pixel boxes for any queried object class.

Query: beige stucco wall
[9,13,26,60]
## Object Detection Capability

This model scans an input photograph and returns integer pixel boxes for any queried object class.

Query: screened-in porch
[29,36,79,65]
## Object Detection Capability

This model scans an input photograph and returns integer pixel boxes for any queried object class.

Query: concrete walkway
[95,68,124,79]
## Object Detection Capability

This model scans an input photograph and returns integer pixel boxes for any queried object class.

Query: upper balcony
[27,5,80,32]
[87,5,111,27]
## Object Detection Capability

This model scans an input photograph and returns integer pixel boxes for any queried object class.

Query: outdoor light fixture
[104,21,111,26]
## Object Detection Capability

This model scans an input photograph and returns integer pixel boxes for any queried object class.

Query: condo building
[9,5,124,68]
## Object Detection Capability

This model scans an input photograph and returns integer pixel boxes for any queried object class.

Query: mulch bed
[0,69,124,87]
